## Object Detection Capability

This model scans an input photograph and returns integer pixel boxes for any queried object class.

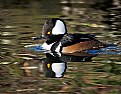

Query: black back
[60,33,97,47]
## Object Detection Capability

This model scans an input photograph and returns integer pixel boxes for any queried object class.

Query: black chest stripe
[51,42,60,52]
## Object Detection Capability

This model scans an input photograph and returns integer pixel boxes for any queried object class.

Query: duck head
[42,18,67,42]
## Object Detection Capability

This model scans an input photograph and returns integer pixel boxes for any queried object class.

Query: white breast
[41,42,54,50]
[55,42,62,52]
[42,42,62,52]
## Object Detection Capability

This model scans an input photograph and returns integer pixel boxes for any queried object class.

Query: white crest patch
[52,20,66,35]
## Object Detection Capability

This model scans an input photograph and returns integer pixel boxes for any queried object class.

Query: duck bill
[32,35,45,40]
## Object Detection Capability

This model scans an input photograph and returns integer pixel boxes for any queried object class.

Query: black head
[42,18,67,42]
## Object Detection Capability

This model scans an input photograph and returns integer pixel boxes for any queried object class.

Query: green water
[1,0,121,94]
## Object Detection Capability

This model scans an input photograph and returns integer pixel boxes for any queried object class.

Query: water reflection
[103,8,121,31]
[39,52,96,78]
[41,53,67,78]
[92,0,121,39]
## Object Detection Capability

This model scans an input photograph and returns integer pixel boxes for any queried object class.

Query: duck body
[42,33,106,53]
[41,18,106,53]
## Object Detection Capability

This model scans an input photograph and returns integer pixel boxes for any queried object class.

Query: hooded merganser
[41,18,107,53]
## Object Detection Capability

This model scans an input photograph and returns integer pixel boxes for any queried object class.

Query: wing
[60,33,97,47]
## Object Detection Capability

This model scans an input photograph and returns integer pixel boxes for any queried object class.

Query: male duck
[40,18,106,53]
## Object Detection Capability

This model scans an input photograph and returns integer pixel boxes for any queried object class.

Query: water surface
[1,0,121,94]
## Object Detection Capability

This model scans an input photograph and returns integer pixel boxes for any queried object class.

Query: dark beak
[32,35,45,40]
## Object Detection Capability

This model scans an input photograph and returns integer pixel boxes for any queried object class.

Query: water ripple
[88,45,121,55]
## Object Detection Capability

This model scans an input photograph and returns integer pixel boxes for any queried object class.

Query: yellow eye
[47,31,51,34]
[47,63,50,68]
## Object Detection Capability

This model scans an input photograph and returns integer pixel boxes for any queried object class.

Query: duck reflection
[41,53,66,78]
[40,52,96,78]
